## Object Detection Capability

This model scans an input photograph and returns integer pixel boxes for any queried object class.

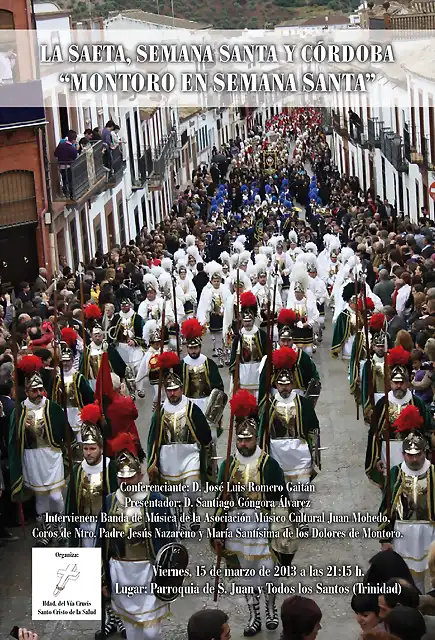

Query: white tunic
[159,396,201,499]
[22,397,65,494]
[269,391,312,485]
[110,490,170,626]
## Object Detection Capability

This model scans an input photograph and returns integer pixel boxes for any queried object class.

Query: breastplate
[163,408,189,443]
[109,498,152,561]
[24,406,48,449]
[211,293,223,316]
[89,353,103,378]
[272,400,297,438]
[242,334,261,363]
[388,401,411,440]
[329,264,338,277]
[148,305,161,321]
[119,317,134,341]
[373,359,385,392]
[233,460,262,501]
[294,303,307,322]
[81,471,102,516]
[64,379,77,407]
[397,472,429,521]
[186,364,209,398]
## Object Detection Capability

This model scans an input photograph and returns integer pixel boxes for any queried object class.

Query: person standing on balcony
[54,130,79,200]
[101,120,116,173]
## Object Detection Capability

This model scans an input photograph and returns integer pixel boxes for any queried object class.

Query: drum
[153,543,189,602]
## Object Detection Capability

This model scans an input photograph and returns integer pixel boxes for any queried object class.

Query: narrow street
[0,317,380,640]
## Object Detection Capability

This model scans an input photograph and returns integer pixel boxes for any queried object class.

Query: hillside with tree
[62,0,359,29]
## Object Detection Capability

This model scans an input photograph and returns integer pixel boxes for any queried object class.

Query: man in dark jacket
[193,263,209,302]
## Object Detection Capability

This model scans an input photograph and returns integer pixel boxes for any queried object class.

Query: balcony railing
[403,123,411,162]
[146,128,179,184]
[368,118,381,147]
[51,140,106,202]
[380,126,407,173]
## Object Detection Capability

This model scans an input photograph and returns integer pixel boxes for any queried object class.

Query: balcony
[403,123,411,163]
[50,140,108,203]
[0,81,46,131]
[146,127,179,185]
[368,118,381,148]
[409,136,433,169]
[380,126,408,173]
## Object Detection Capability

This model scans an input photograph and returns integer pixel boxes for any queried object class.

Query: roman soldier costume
[66,404,118,547]
[331,282,359,360]
[52,340,94,444]
[147,352,213,525]
[348,296,375,404]
[210,390,297,637]
[378,432,435,593]
[361,313,388,417]
[80,318,126,392]
[286,264,319,356]
[181,318,225,440]
[101,434,179,640]
[259,347,320,486]
[197,261,230,367]
[365,346,434,487]
[8,356,75,544]
[109,292,145,399]
[138,274,175,345]
[258,309,320,407]
[229,291,267,398]
[324,241,340,303]
[135,321,169,404]
[252,256,282,332]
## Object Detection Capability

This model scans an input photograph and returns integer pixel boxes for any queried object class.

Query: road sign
[430,182,435,201]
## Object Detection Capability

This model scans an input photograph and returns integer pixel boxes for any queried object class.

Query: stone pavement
[0,316,380,640]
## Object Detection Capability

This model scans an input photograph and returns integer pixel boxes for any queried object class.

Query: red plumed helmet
[158,351,180,369]
[230,389,257,417]
[369,313,385,333]
[388,346,410,367]
[357,297,375,312]
[61,327,78,346]
[240,291,257,308]
[272,347,298,370]
[17,354,43,374]
[181,318,203,340]
[278,309,297,326]
[80,403,102,425]
[106,432,138,457]
[393,405,424,433]
[84,304,102,320]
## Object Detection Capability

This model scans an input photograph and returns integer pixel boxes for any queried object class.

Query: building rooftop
[107,10,212,30]
[178,107,203,121]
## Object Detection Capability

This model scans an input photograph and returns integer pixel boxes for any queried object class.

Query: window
[70,218,79,269]
[118,200,126,244]
[0,171,37,227]
[141,196,147,230]
[134,206,140,236]
[80,207,90,265]
[95,222,103,254]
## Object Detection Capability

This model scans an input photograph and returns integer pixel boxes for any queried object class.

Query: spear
[263,264,278,448]
[213,339,240,602]
[361,273,376,422]
[53,276,77,514]
[154,296,167,483]
[354,270,360,421]
[171,268,180,357]
[383,333,391,518]
[76,263,88,379]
